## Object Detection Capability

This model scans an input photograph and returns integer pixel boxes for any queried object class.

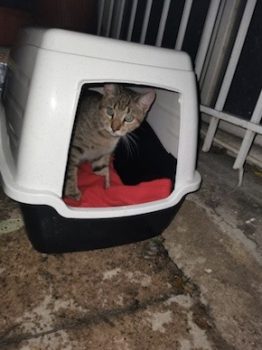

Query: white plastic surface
[0,28,201,218]
[20,28,192,71]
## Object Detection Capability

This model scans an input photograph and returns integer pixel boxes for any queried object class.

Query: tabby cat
[64,84,156,199]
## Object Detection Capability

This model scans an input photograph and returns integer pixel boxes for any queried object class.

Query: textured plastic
[20,203,183,253]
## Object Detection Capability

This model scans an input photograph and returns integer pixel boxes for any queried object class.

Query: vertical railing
[174,0,193,50]
[233,90,262,184]
[114,0,126,38]
[97,0,262,178]
[97,0,105,36]
[127,0,138,41]
[202,0,258,151]
[155,0,171,47]
[140,0,153,43]
[105,0,115,37]
[194,0,222,79]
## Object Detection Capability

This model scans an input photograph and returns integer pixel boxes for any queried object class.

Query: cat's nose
[111,120,121,132]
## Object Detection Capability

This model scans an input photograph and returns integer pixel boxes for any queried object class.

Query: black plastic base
[20,202,182,254]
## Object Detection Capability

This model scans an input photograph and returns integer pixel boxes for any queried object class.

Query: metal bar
[127,0,138,41]
[115,0,126,39]
[233,90,262,169]
[155,0,171,47]
[199,1,239,100]
[195,0,221,79]
[105,0,115,37]
[175,0,193,50]
[249,90,262,124]
[215,0,257,110]
[202,117,220,152]
[234,129,256,170]
[97,0,105,35]
[140,0,153,43]
[201,105,262,134]
[202,0,257,152]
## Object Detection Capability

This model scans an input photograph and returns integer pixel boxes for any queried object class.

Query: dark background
[0,0,261,121]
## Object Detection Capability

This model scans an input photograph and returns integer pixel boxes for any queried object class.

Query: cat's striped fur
[64,84,156,199]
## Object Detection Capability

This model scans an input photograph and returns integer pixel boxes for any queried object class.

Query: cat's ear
[138,90,156,112]
[104,84,118,96]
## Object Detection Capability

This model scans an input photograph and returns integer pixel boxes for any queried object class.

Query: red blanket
[64,162,172,208]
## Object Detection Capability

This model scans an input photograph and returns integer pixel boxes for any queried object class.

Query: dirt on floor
[0,219,224,350]
[0,147,262,350]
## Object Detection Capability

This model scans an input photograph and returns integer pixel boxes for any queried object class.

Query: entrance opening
[63,83,180,208]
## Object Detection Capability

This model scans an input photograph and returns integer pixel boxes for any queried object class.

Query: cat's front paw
[104,176,110,189]
[70,191,81,201]
[64,186,81,201]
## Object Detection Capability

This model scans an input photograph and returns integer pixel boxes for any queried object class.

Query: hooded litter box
[0,28,201,253]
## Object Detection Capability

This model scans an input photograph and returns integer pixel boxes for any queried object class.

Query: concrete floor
[0,147,261,350]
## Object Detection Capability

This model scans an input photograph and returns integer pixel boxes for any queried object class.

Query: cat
[64,84,156,200]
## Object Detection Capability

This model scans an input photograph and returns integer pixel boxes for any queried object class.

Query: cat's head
[100,84,155,137]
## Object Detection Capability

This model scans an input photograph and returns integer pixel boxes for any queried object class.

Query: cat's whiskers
[122,133,139,158]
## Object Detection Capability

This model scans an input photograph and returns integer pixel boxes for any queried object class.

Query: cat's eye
[124,114,134,123]
[106,107,114,117]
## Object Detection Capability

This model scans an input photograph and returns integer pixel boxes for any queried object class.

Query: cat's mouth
[108,129,122,137]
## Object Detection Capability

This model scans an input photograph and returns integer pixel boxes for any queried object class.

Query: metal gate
[97,0,262,183]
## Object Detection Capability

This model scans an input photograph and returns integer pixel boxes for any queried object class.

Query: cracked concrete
[164,148,262,350]
[0,147,262,349]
